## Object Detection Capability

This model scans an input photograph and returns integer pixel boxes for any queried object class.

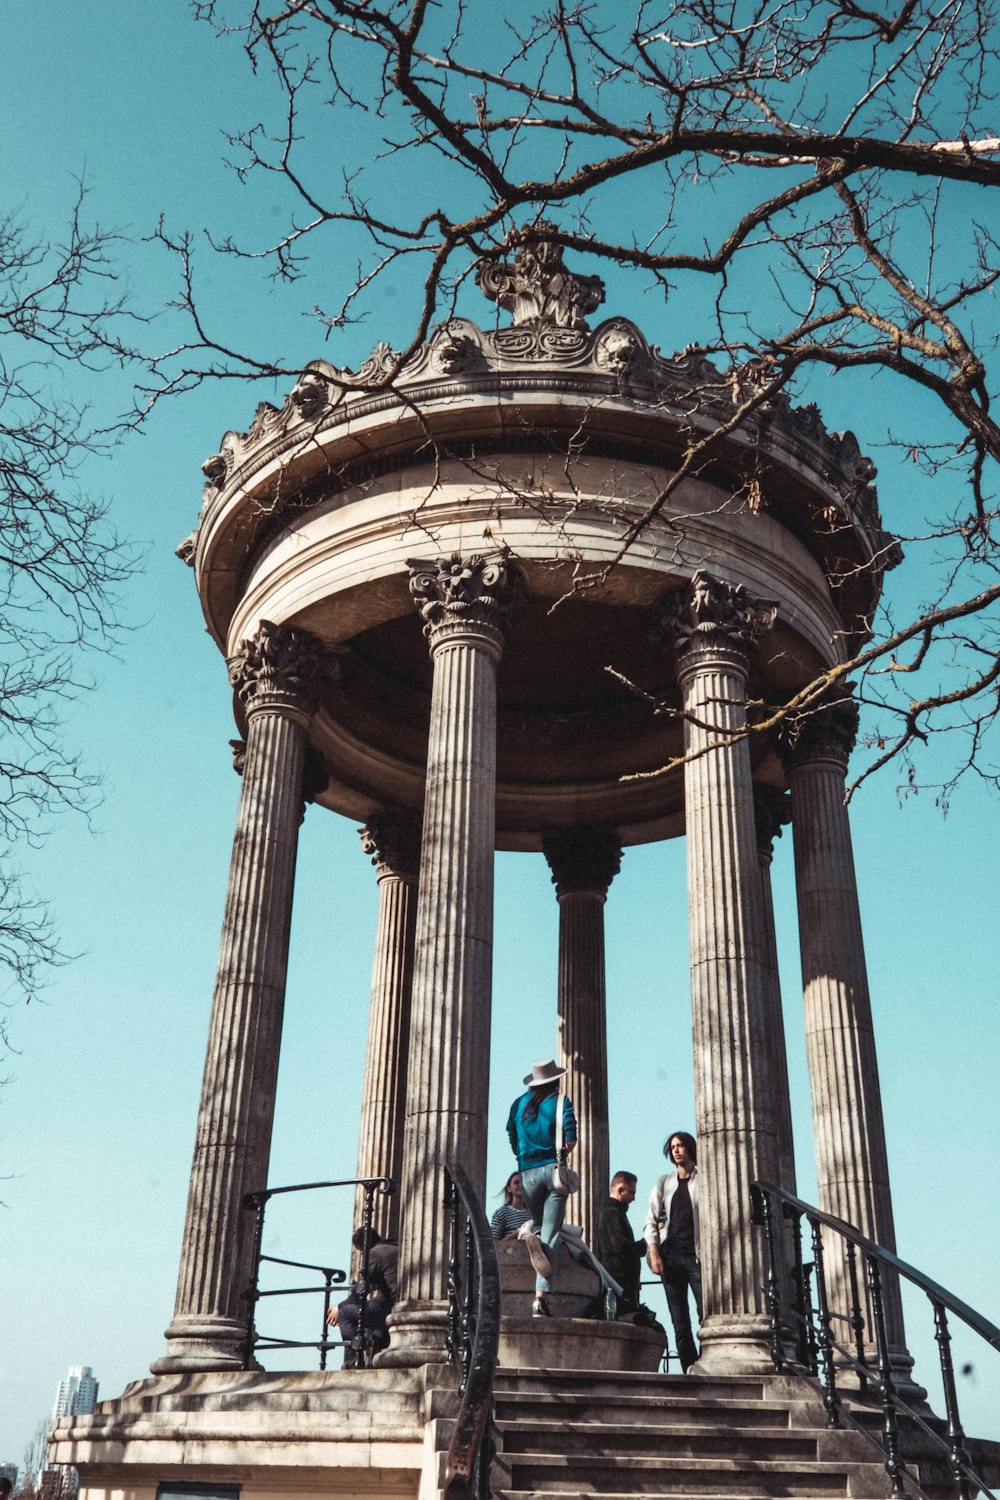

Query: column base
[377,1301,451,1370]
[692,1314,776,1375]
[150,1315,251,1374]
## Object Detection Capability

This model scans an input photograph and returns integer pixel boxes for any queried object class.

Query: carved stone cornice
[542,826,623,898]
[407,554,517,654]
[476,223,605,331]
[780,687,859,772]
[359,811,423,880]
[752,784,792,860]
[654,570,777,676]
[228,620,328,718]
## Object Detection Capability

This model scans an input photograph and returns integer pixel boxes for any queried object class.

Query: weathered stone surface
[386,557,514,1366]
[753,784,796,1194]
[658,574,781,1373]
[542,826,622,1247]
[355,812,422,1244]
[155,624,324,1374]
[786,696,908,1361]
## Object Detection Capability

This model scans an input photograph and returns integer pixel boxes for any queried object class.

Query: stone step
[495,1369,770,1403]
[493,1392,798,1430]
[491,1453,888,1497]
[494,1418,822,1461]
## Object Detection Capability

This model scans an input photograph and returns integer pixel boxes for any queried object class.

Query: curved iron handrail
[752,1179,998,1500]
[443,1161,502,1500]
[241,1175,394,1370]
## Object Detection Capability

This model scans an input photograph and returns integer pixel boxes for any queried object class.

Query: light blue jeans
[520,1163,568,1294]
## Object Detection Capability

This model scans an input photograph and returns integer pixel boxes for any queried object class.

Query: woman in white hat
[505,1058,578,1317]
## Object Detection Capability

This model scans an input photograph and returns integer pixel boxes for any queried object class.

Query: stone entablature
[184,234,899,662]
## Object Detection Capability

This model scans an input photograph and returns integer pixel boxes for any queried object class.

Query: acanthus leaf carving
[654,569,778,661]
[477,222,605,330]
[228,619,329,715]
[406,553,517,642]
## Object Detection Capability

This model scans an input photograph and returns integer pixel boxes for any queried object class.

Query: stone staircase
[488,1367,937,1499]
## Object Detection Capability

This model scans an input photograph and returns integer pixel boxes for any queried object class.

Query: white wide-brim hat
[523,1057,568,1087]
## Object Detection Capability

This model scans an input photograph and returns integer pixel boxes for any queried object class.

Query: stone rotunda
[53,233,914,1497]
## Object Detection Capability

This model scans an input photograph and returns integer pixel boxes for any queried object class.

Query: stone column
[784,690,908,1360]
[542,827,622,1248]
[153,621,326,1373]
[384,554,515,1367]
[355,811,422,1244]
[658,570,782,1373]
[752,785,796,1194]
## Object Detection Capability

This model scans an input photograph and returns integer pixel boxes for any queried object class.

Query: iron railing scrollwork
[443,1161,502,1500]
[241,1175,394,1370]
[752,1180,999,1500]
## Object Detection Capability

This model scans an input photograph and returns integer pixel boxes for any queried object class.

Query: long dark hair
[523,1079,559,1122]
[664,1130,697,1163]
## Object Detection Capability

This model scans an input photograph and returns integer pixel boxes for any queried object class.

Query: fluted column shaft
[385,555,514,1367]
[661,572,781,1373]
[543,828,622,1247]
[154,622,325,1373]
[788,705,907,1358]
[753,786,796,1194]
[355,813,421,1244]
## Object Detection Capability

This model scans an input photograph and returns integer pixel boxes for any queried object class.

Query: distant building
[0,1462,18,1489]
[51,1368,98,1424]
[49,1368,98,1499]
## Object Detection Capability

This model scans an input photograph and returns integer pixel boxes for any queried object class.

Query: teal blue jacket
[506,1090,577,1170]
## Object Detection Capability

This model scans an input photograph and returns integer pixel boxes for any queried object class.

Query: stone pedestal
[385,556,515,1367]
[542,827,622,1247]
[154,622,326,1373]
[785,691,908,1361]
[356,812,422,1244]
[660,572,781,1374]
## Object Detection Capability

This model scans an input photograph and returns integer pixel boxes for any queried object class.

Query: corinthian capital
[542,826,623,898]
[781,686,859,771]
[655,571,777,671]
[407,553,517,651]
[359,811,423,879]
[228,620,328,717]
[752,784,792,859]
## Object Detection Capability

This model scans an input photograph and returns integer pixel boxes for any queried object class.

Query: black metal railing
[752,1180,1000,1500]
[443,1161,502,1500]
[241,1175,394,1370]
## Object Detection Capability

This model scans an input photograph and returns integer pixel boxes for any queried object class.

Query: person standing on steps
[506,1058,578,1318]
[596,1170,645,1314]
[644,1131,702,1371]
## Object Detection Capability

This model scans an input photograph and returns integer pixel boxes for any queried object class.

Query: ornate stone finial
[752,784,791,858]
[542,827,623,898]
[359,811,423,879]
[780,685,860,771]
[406,554,517,648]
[654,570,778,668]
[228,620,329,716]
[476,223,605,330]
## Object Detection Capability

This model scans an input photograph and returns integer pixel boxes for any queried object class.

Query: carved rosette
[654,570,777,678]
[752,784,792,859]
[359,811,423,880]
[781,687,859,772]
[228,620,328,719]
[407,554,517,655]
[542,827,623,898]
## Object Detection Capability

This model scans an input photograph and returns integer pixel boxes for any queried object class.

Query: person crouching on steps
[506,1057,578,1318]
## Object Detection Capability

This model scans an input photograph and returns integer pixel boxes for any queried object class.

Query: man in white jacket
[644,1131,701,1371]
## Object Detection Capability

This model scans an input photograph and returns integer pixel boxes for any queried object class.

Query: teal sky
[0,1,997,1469]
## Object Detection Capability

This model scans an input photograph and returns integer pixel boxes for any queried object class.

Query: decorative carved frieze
[406,554,517,646]
[476,223,605,330]
[752,784,792,858]
[359,811,423,879]
[654,570,777,667]
[542,826,623,898]
[780,686,860,771]
[228,620,329,716]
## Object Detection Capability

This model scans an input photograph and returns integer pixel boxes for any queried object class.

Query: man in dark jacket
[596,1170,645,1312]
